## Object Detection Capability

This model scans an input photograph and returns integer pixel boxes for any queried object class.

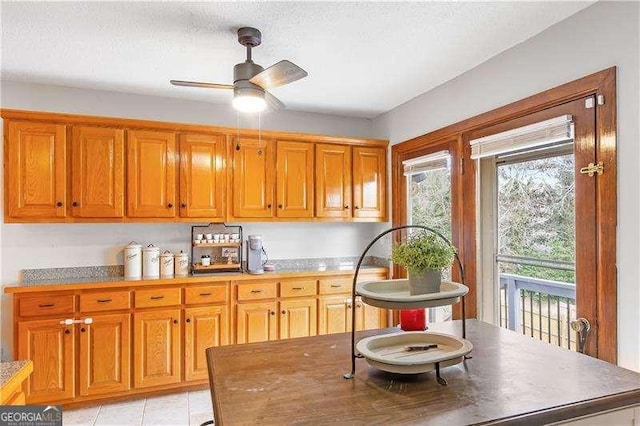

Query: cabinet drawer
[18,295,74,317]
[185,285,228,305]
[280,280,317,298]
[319,278,351,295]
[237,282,277,301]
[135,288,182,308]
[79,291,130,312]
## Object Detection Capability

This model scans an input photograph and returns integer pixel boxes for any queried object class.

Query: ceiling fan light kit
[171,27,307,114]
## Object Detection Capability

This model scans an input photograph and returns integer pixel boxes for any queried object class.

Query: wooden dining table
[206,320,640,425]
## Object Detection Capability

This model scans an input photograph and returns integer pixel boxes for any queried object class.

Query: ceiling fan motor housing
[234,62,264,83]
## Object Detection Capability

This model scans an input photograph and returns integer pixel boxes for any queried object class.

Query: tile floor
[62,390,213,426]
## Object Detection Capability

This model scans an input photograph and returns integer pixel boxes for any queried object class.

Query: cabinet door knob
[81,327,86,332]
[181,203,187,208]
[281,310,286,315]
[186,318,191,323]
[64,329,71,334]
[270,310,276,316]
[344,205,350,209]
[354,206,360,210]
[167,203,173,208]
[72,201,78,207]
[267,204,272,209]
[173,319,179,324]
[278,204,283,209]
[56,201,63,207]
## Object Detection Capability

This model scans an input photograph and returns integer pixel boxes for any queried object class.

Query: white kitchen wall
[0,82,390,359]
[373,1,640,371]
[1,222,385,283]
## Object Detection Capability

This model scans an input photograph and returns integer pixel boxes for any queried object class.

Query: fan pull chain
[236,110,241,150]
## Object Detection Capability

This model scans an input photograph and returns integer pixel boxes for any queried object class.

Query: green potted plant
[390,232,456,295]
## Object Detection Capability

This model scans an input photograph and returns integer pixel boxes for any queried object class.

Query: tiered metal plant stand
[343,225,471,386]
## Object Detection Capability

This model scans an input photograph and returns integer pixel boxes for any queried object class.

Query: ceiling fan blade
[264,91,285,111]
[249,60,308,90]
[170,80,234,90]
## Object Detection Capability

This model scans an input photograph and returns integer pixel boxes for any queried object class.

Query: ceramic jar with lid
[142,244,160,279]
[124,241,142,279]
[174,251,189,277]
[160,250,174,278]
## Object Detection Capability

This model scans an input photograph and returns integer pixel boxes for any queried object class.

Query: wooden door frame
[391,67,617,363]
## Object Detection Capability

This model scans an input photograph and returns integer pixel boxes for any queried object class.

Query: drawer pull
[97,299,112,303]
[330,284,343,288]
[150,295,165,300]
[292,287,305,290]
[38,303,55,308]
[199,292,212,297]
[250,289,263,294]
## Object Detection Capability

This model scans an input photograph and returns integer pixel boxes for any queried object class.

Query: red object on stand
[400,309,427,331]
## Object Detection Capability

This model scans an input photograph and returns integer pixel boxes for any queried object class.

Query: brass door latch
[579,162,604,177]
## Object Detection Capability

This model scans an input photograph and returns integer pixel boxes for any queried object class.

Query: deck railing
[499,274,577,351]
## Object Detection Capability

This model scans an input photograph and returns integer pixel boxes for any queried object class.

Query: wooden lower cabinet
[17,318,75,403]
[236,301,278,344]
[318,296,386,335]
[133,309,181,388]
[318,296,350,335]
[79,313,131,396]
[184,306,229,381]
[279,298,317,339]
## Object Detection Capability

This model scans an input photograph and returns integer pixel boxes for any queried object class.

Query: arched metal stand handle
[344,225,467,384]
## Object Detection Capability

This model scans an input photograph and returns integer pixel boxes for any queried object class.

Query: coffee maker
[246,235,265,274]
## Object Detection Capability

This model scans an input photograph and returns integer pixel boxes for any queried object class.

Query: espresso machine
[247,235,266,274]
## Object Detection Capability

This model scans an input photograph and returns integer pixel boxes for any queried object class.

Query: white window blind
[470,115,573,160]
[403,150,450,176]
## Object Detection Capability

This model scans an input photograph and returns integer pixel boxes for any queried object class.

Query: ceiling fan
[170,27,308,113]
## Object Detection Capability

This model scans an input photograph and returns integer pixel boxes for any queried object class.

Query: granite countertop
[0,360,31,388]
[3,260,389,292]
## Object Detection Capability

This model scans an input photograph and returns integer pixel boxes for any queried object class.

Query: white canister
[174,251,189,277]
[142,244,160,279]
[124,241,142,279]
[160,250,174,278]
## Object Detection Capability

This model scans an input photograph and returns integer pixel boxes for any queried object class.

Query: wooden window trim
[392,67,617,363]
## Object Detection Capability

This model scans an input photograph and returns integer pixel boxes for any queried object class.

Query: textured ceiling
[0,2,593,118]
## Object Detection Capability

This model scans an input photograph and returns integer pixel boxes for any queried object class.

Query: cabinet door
[6,121,67,219]
[79,313,130,396]
[355,298,387,331]
[232,137,274,218]
[17,319,75,403]
[236,301,278,344]
[179,133,225,219]
[127,130,176,218]
[279,298,317,339]
[352,146,386,220]
[133,309,181,388]
[315,144,351,218]
[184,306,229,382]
[276,140,314,218]
[71,126,124,218]
[318,296,349,335]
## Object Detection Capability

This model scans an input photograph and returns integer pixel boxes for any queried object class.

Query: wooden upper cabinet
[127,130,177,218]
[276,140,314,218]
[232,137,274,218]
[179,133,225,219]
[5,121,67,219]
[315,144,352,218]
[71,126,124,218]
[352,146,387,220]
